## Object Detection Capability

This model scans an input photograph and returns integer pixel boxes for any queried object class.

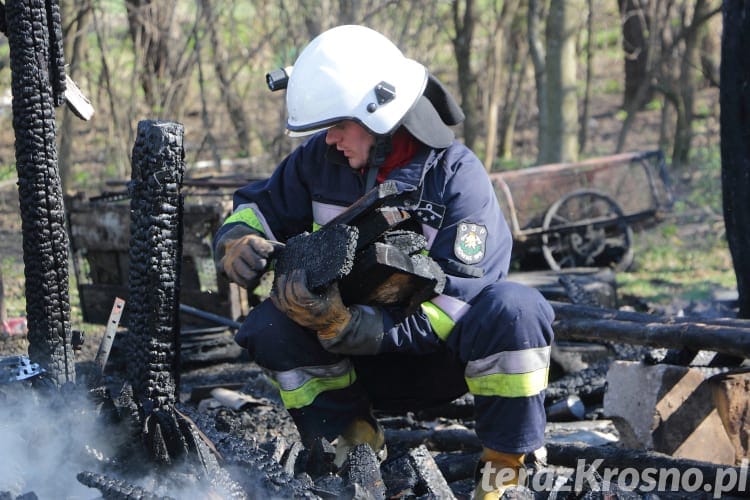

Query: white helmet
[285,25,428,137]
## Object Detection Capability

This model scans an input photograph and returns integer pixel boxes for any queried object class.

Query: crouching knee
[475,280,554,349]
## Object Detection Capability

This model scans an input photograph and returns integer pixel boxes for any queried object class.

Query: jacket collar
[324,138,448,193]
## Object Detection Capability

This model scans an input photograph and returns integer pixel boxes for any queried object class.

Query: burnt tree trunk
[127,120,184,406]
[720,1,750,319]
[127,120,189,464]
[7,0,74,387]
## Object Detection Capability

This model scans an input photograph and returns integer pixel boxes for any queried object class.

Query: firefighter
[214,25,554,499]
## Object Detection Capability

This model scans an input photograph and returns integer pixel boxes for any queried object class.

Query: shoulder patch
[454,222,487,264]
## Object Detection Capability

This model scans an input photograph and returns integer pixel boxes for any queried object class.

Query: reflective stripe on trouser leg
[269,358,358,409]
[445,280,555,453]
[464,346,551,397]
[235,298,373,446]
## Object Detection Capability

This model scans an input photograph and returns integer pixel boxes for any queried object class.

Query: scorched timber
[545,442,749,496]
[551,301,750,359]
[6,0,75,386]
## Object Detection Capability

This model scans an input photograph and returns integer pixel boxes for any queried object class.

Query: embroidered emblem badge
[454,222,487,264]
[413,201,445,230]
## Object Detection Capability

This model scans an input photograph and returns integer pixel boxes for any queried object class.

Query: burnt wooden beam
[7,0,75,386]
[433,450,482,483]
[326,180,401,227]
[406,445,457,499]
[551,301,750,359]
[385,427,482,453]
[127,120,193,466]
[545,441,750,496]
[77,471,168,500]
[127,119,185,409]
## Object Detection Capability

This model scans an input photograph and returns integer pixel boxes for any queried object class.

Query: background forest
[0,0,723,189]
[0,0,735,324]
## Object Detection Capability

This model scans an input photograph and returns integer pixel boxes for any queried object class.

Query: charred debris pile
[2,2,750,498]
[3,115,748,499]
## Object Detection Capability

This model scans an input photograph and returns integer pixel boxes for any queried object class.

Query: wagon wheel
[541,189,634,271]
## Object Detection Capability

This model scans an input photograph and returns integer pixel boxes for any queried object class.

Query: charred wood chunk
[281,440,306,477]
[311,473,346,498]
[339,242,445,314]
[381,455,420,497]
[304,437,337,478]
[144,407,191,465]
[433,450,481,483]
[352,206,412,251]
[380,229,428,255]
[77,471,174,500]
[406,445,456,499]
[274,223,359,292]
[7,0,75,386]
[545,361,609,406]
[177,405,318,498]
[340,443,387,499]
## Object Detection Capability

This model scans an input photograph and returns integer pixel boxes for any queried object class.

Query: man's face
[325,120,375,169]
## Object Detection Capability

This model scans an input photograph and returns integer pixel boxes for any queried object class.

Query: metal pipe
[179,303,242,330]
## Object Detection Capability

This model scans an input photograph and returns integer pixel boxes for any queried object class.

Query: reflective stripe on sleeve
[223,203,278,241]
[420,294,471,340]
[269,359,357,409]
[465,346,551,398]
[312,201,346,226]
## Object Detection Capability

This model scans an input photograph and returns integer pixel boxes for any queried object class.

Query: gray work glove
[219,233,275,288]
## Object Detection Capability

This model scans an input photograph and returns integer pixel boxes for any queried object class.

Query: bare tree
[124,0,199,120]
[483,0,520,171]
[578,0,594,154]
[497,37,529,162]
[616,0,720,167]
[527,0,548,163]
[618,0,654,110]
[669,0,718,166]
[59,0,91,194]
[0,267,6,336]
[451,0,480,150]
[540,0,583,163]
[720,1,750,318]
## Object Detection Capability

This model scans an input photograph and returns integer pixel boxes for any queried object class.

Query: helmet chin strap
[365,135,392,191]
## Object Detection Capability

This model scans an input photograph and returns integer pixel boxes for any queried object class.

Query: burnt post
[127,120,187,463]
[6,0,74,387]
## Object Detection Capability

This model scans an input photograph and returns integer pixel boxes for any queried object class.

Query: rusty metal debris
[0,355,45,383]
